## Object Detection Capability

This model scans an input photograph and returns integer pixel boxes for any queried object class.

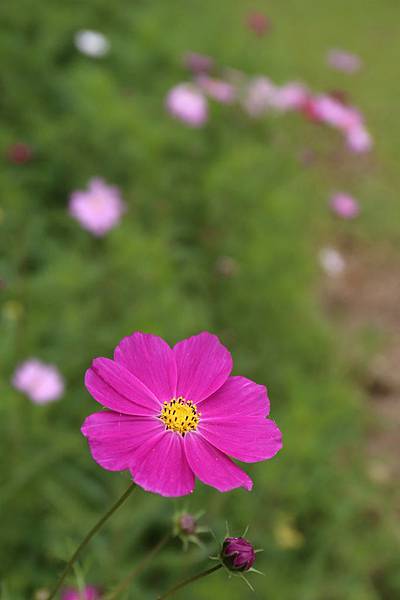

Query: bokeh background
[1,1,400,598]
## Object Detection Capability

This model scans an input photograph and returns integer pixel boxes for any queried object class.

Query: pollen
[159,396,200,436]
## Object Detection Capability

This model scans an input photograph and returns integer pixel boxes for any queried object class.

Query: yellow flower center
[159,397,200,436]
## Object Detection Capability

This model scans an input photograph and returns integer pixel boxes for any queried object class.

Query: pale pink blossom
[165,84,208,127]
[270,82,308,112]
[330,193,360,219]
[13,359,64,404]
[69,178,125,236]
[327,49,362,73]
[346,125,373,153]
[196,75,236,104]
[242,77,277,117]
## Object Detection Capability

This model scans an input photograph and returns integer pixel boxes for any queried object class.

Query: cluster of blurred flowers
[6,18,366,406]
[165,51,371,154]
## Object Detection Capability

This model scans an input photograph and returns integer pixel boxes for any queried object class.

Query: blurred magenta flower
[13,359,64,404]
[165,84,208,127]
[184,52,214,74]
[221,537,256,572]
[246,12,270,37]
[327,49,362,73]
[6,142,33,164]
[330,193,360,219]
[69,178,125,236]
[196,75,236,104]
[74,30,109,57]
[242,76,277,117]
[61,586,101,600]
[82,332,282,497]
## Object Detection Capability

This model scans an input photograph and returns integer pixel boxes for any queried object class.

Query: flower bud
[221,537,256,572]
[178,513,197,535]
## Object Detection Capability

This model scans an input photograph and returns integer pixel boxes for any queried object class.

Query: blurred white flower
[319,247,345,276]
[74,30,110,57]
[242,76,277,117]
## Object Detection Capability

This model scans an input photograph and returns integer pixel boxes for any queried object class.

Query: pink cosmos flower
[271,82,308,112]
[82,332,282,497]
[196,75,236,104]
[13,359,64,404]
[184,52,214,74]
[69,178,125,236]
[327,49,362,73]
[246,12,270,37]
[330,193,360,219]
[345,124,373,153]
[61,586,101,600]
[311,95,362,130]
[165,84,208,127]
[6,142,33,164]
[242,77,277,117]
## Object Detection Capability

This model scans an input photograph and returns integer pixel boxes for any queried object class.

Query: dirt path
[320,239,400,484]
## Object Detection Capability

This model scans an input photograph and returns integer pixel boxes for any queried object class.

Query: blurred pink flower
[346,124,373,153]
[246,12,270,37]
[69,178,125,236]
[311,95,362,130]
[196,75,236,104]
[6,143,33,164]
[330,193,360,219]
[82,331,282,497]
[242,76,276,117]
[13,359,64,404]
[184,52,214,74]
[61,586,101,600]
[165,84,208,127]
[327,49,362,73]
[271,82,308,112]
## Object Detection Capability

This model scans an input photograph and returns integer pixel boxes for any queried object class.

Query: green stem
[157,564,223,599]
[105,533,170,600]
[48,482,136,600]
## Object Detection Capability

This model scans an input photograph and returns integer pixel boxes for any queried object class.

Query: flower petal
[184,433,253,492]
[129,431,195,497]
[174,332,232,403]
[85,358,159,415]
[81,411,162,471]
[114,332,177,402]
[199,417,282,463]
[200,375,270,417]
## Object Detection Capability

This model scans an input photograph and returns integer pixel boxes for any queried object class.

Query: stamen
[159,397,200,436]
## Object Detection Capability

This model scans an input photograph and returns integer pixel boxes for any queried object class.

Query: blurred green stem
[157,563,223,599]
[48,482,136,600]
[105,533,170,599]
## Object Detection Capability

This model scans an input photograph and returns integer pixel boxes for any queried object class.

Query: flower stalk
[157,564,223,599]
[48,482,136,600]
[105,533,170,600]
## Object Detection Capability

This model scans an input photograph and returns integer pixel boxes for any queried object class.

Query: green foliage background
[1,1,399,598]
